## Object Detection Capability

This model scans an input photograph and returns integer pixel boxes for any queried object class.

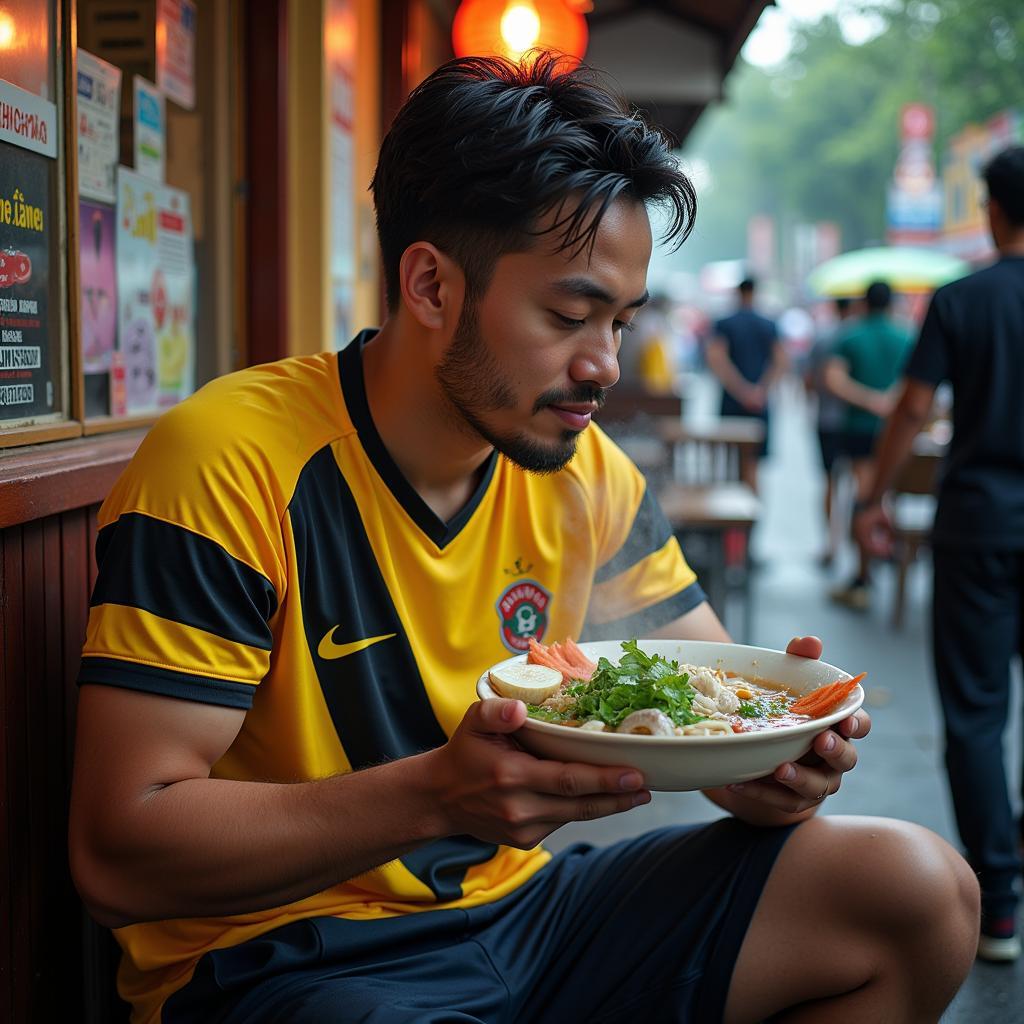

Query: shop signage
[0,142,56,420]
[0,77,57,160]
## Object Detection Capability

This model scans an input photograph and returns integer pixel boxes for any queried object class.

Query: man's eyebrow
[552,278,650,309]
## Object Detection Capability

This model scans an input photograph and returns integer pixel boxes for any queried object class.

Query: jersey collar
[337,330,499,549]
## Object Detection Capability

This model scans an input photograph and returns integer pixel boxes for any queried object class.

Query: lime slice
[488,663,563,703]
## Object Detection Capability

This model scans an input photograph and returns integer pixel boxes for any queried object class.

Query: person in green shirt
[824,280,914,608]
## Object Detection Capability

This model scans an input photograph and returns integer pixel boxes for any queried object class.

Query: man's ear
[398,242,465,331]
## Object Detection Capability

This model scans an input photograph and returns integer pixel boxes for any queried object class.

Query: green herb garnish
[737,697,787,719]
[529,639,708,730]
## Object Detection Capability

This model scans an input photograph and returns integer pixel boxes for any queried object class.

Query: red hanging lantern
[452,0,588,66]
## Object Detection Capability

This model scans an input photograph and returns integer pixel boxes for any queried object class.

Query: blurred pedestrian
[824,281,913,608]
[705,277,787,493]
[623,294,679,396]
[855,144,1024,962]
[804,296,858,567]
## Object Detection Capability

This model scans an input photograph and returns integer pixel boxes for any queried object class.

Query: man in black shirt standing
[855,145,1024,962]
[705,278,787,493]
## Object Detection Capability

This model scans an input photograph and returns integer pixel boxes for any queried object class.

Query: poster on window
[156,0,197,110]
[77,50,121,203]
[0,142,57,421]
[116,166,194,414]
[80,199,117,374]
[133,76,165,183]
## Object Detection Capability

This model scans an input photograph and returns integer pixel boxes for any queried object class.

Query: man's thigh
[475,819,795,1024]
[165,820,794,1024]
[164,912,509,1024]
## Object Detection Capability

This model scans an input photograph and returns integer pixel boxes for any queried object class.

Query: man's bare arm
[705,337,760,408]
[863,378,936,505]
[70,683,646,928]
[823,356,890,416]
[69,685,446,928]
[760,339,789,391]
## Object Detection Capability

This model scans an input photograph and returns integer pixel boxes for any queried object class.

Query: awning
[584,0,773,144]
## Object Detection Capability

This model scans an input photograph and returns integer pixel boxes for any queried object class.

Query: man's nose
[570,334,620,390]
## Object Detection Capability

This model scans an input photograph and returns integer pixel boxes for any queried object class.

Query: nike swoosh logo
[317,629,397,661]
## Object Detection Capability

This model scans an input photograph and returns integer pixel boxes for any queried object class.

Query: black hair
[834,296,852,314]
[983,145,1024,226]
[738,277,756,294]
[371,53,697,311]
[865,280,892,311]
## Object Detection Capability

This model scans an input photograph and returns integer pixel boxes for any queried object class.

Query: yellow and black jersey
[78,329,705,1021]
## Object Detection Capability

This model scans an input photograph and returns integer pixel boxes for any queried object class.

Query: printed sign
[0,143,57,420]
[157,0,197,110]
[133,76,165,182]
[0,77,58,159]
[77,51,122,203]
[116,166,194,414]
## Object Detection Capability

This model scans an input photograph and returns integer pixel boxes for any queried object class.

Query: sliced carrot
[527,637,596,684]
[790,672,866,718]
[526,638,577,683]
[562,637,597,679]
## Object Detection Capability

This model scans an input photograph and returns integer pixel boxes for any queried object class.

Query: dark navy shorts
[164,819,796,1024]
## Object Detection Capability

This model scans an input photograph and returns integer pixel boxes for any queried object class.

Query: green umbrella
[807,246,971,297]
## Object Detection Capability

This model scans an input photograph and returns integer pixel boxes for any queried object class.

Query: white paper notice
[77,51,122,203]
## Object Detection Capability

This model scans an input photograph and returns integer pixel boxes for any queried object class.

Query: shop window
[0,0,239,445]
[76,0,237,428]
[0,0,69,437]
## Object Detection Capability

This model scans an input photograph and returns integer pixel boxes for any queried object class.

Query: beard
[435,301,604,474]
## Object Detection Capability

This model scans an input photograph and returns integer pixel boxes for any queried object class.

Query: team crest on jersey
[495,579,551,652]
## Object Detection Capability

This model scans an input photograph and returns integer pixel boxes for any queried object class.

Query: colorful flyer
[0,142,57,421]
[153,185,194,406]
[116,166,193,414]
[117,166,159,412]
[77,50,122,203]
[133,76,165,183]
[79,200,117,373]
[157,0,197,110]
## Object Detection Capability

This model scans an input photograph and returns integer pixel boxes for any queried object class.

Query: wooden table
[654,417,766,484]
[659,482,761,642]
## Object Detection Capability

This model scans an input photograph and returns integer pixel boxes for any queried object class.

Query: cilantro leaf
[529,639,707,730]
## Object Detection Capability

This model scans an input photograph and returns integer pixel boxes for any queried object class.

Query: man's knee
[796,815,980,980]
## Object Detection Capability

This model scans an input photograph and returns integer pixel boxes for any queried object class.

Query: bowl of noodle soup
[476,639,865,791]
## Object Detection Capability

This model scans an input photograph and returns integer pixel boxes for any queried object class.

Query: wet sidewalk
[548,374,1024,1020]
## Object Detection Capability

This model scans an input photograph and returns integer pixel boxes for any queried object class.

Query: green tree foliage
[669,1,1022,274]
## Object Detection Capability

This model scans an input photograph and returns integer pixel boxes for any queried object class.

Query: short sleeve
[832,323,854,363]
[574,429,705,640]
[904,293,950,386]
[77,400,287,709]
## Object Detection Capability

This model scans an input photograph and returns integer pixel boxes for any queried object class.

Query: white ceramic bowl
[476,639,865,791]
